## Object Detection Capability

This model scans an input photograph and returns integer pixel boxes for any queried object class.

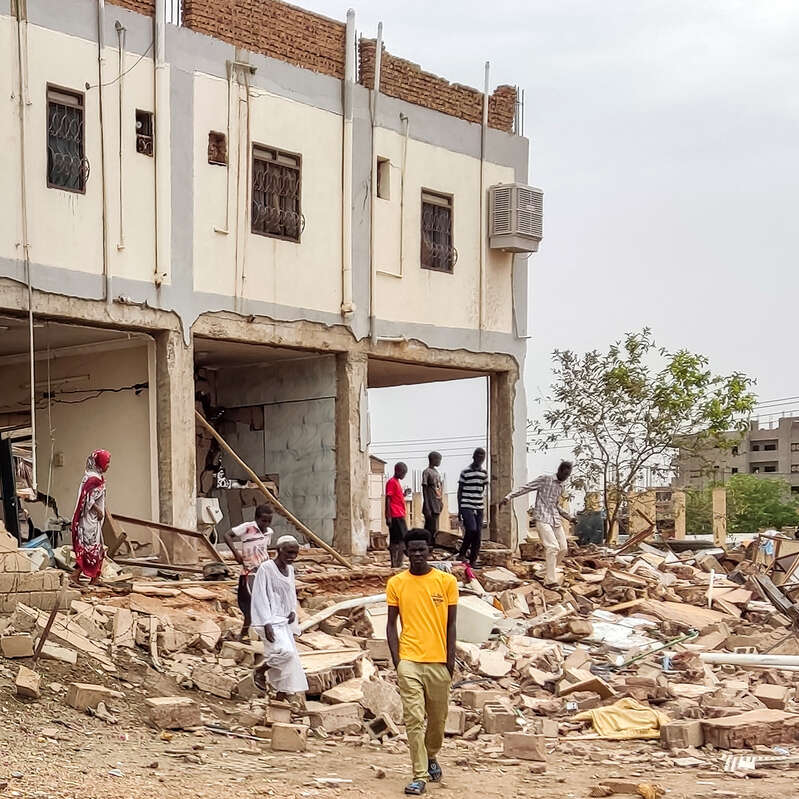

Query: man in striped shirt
[457,448,488,567]
[501,461,576,586]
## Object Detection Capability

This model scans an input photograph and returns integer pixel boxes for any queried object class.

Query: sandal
[404,780,426,795]
[252,667,267,692]
[427,760,442,782]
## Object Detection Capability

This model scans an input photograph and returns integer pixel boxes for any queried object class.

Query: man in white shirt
[501,461,576,586]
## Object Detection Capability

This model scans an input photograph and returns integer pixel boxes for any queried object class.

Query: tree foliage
[687,474,799,534]
[530,329,757,536]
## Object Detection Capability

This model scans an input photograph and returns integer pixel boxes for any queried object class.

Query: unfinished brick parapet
[183,0,347,79]
[106,0,155,14]
[359,38,516,132]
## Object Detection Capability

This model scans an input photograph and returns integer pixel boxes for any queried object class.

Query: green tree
[529,329,756,539]
[687,475,799,534]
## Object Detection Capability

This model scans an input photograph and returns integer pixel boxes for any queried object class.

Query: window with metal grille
[136,110,153,156]
[421,190,456,272]
[251,146,302,242]
[47,86,87,192]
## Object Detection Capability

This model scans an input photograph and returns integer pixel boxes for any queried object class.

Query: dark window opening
[377,157,391,200]
[764,443,777,451]
[751,444,760,451]
[421,190,456,272]
[751,466,760,474]
[764,465,777,473]
[251,146,302,243]
[731,467,738,474]
[791,464,799,474]
[47,86,86,192]
[136,110,154,156]
[208,131,227,165]
[731,446,739,456]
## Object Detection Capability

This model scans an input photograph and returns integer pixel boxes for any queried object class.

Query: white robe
[251,559,308,693]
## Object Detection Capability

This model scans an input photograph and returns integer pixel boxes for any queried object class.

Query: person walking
[223,504,275,640]
[386,462,409,568]
[251,534,308,702]
[457,448,488,567]
[70,449,111,586]
[421,452,443,539]
[387,529,458,795]
[501,460,577,586]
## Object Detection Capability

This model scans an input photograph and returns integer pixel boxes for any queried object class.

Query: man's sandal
[404,780,426,795]
[427,760,443,782]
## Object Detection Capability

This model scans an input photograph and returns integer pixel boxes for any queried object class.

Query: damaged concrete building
[1,0,540,555]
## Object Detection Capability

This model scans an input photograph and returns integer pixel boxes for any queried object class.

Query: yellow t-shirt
[386,568,459,663]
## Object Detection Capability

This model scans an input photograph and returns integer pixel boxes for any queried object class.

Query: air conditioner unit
[488,183,543,253]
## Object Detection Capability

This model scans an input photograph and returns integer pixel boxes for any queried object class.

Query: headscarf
[88,449,111,474]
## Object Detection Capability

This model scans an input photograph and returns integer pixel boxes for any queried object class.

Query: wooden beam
[111,513,221,563]
[194,410,353,569]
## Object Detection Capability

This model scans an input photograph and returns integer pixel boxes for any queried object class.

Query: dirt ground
[0,658,797,799]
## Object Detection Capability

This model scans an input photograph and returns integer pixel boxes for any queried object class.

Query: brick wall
[106,0,155,14]
[359,39,516,133]
[183,0,347,79]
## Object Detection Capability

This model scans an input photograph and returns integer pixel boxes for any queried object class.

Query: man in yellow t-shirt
[387,528,458,795]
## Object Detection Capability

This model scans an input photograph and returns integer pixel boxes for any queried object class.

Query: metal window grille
[136,110,153,156]
[47,87,87,192]
[251,146,303,243]
[421,190,456,272]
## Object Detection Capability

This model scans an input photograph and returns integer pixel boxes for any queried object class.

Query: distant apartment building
[675,416,799,494]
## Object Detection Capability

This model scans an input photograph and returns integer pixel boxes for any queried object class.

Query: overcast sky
[306,0,799,488]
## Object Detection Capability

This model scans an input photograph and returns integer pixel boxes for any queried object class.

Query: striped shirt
[459,467,488,511]
[504,474,570,528]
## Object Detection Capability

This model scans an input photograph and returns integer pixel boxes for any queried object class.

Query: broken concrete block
[39,642,78,666]
[531,717,559,737]
[460,687,506,710]
[482,703,518,734]
[445,705,466,736]
[701,709,799,749]
[270,722,308,752]
[557,672,616,700]
[16,665,41,698]
[364,638,391,663]
[265,702,293,725]
[478,648,512,678]
[361,677,403,724]
[503,732,547,761]
[319,615,349,636]
[1,633,34,658]
[660,719,704,749]
[306,701,363,734]
[236,674,262,701]
[753,683,790,710]
[145,696,202,730]
[192,665,237,699]
[366,712,401,741]
[0,551,32,573]
[456,595,504,644]
[322,677,364,705]
[66,683,124,711]
[219,640,257,666]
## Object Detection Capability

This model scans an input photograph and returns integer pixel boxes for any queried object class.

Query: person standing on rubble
[251,534,308,702]
[387,529,458,796]
[223,504,275,640]
[386,462,409,568]
[69,449,111,586]
[457,448,488,567]
[501,460,577,587]
[422,452,444,540]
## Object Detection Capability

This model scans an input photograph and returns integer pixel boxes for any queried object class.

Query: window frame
[46,84,87,194]
[250,144,303,244]
[420,189,457,273]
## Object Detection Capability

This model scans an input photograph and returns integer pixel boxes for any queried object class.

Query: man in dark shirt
[422,451,443,539]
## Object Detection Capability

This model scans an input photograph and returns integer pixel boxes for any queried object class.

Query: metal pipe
[700,653,799,667]
[478,60,489,335]
[367,20,383,343]
[116,21,126,251]
[153,0,168,287]
[14,2,36,492]
[97,0,112,304]
[340,8,355,317]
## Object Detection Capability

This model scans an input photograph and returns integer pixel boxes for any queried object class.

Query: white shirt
[251,559,299,633]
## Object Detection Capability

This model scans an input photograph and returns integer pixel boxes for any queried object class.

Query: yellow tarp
[572,697,670,740]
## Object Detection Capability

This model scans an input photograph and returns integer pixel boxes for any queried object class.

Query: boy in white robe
[251,535,308,699]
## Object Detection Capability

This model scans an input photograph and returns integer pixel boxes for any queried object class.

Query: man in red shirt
[385,462,408,568]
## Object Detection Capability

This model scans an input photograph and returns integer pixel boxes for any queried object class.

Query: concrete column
[489,371,514,548]
[672,490,686,539]
[712,486,727,548]
[155,331,197,549]
[333,351,370,556]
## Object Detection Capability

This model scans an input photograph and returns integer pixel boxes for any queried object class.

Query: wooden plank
[635,598,728,628]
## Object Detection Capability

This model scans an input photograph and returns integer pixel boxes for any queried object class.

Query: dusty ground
[0,658,796,799]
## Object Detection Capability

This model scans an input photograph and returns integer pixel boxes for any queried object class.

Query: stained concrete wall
[214,355,336,543]
[0,344,154,530]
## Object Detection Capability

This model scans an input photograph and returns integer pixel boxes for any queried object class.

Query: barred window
[47,86,87,192]
[421,190,456,272]
[251,146,302,243]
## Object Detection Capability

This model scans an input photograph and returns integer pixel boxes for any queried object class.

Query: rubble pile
[1,532,799,779]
